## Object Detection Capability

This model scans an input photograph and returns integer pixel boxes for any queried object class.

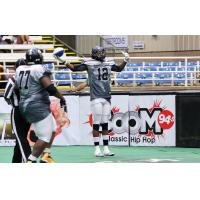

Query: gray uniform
[72,58,121,101]
[15,64,51,123]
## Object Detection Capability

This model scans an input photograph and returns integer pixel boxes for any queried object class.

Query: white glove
[122,51,129,63]
[53,54,70,65]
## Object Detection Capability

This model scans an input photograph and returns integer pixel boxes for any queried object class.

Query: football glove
[122,51,129,63]
[53,54,70,65]
[60,99,67,113]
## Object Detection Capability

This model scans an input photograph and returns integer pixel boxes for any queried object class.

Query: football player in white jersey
[55,46,129,157]
[15,48,67,163]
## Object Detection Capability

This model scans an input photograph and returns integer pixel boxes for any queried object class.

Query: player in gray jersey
[15,47,67,163]
[55,46,129,157]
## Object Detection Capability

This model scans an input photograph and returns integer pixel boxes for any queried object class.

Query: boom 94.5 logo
[85,99,175,140]
[112,99,174,137]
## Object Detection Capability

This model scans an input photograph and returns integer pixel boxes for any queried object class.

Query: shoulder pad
[84,59,101,66]
[43,63,53,73]
[103,58,116,65]
[33,64,43,70]
[16,65,29,73]
[104,58,114,62]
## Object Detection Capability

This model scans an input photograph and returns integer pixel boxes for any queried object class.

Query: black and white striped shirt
[4,78,19,107]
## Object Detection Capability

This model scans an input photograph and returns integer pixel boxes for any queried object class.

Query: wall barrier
[176,93,200,147]
[1,90,200,147]
[0,91,184,147]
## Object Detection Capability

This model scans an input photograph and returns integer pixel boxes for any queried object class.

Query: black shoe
[27,159,37,163]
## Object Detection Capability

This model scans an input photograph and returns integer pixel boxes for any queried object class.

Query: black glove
[60,99,67,112]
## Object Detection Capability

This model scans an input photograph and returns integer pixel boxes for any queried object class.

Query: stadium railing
[1,55,200,88]
[0,44,54,53]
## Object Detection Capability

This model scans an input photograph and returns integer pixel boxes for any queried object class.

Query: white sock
[104,146,109,152]
[28,154,37,161]
[95,145,101,152]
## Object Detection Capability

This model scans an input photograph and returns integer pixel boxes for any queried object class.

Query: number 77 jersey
[15,64,51,123]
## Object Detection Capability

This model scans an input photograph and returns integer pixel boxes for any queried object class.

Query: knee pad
[101,123,108,131]
[93,124,100,132]
[92,114,102,125]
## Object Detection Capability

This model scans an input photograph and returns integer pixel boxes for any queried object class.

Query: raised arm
[53,53,87,71]
[65,62,88,71]
[111,52,130,72]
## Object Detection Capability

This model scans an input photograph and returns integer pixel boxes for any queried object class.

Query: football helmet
[15,58,26,68]
[91,46,106,61]
[26,47,43,64]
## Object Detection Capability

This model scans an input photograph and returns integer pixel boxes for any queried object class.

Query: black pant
[11,107,31,163]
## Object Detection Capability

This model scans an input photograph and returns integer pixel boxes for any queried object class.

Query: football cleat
[95,150,104,157]
[40,153,56,163]
[103,150,115,156]
[27,160,37,163]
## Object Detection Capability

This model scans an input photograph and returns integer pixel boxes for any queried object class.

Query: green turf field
[1,146,200,163]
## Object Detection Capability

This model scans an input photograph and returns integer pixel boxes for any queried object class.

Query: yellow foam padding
[57,85,71,89]
[65,52,76,55]
[42,36,53,39]
[34,40,53,43]
[69,60,82,63]
[54,44,64,47]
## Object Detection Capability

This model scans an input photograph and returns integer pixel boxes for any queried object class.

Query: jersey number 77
[19,70,31,89]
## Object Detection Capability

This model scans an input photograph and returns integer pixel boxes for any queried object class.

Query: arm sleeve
[70,64,88,71]
[111,64,122,72]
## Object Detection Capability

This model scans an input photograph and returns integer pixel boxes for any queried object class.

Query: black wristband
[46,84,57,96]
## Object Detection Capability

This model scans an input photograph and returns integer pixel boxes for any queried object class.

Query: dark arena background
[1,35,200,163]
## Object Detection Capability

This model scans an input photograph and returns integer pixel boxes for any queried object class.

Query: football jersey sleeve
[34,65,47,81]
[71,63,88,71]
[43,64,52,78]
[111,64,121,72]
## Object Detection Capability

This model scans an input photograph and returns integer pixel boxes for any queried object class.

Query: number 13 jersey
[15,64,51,123]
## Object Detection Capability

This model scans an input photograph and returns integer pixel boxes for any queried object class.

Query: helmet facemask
[92,46,106,61]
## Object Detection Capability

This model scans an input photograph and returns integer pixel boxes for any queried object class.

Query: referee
[4,59,31,163]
